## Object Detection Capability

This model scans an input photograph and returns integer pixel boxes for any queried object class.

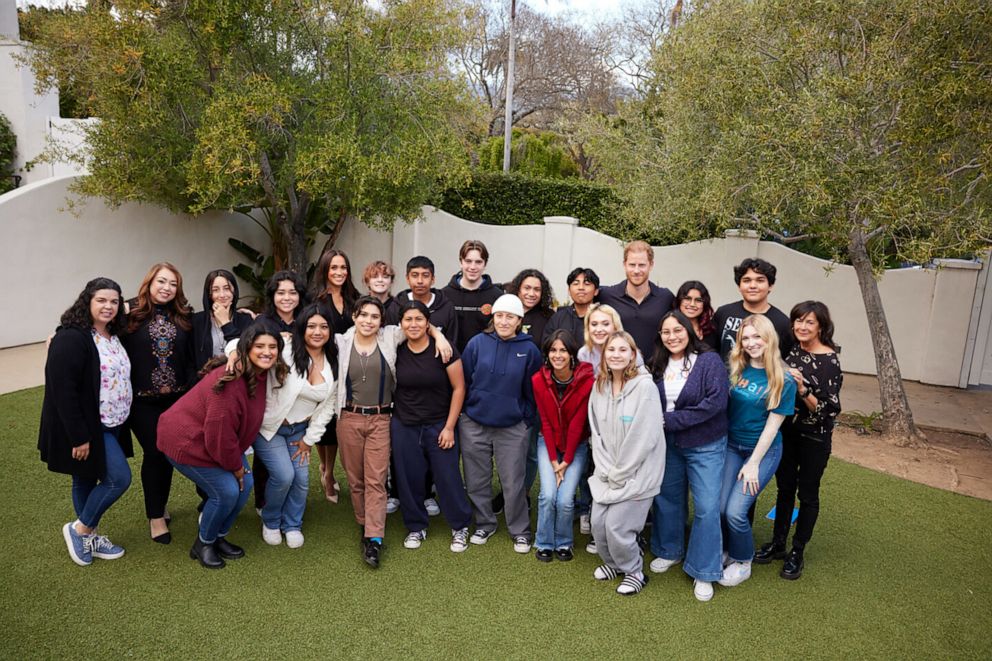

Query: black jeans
[772,428,832,549]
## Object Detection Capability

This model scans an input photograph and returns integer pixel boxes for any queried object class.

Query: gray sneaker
[90,533,125,560]
[62,522,93,566]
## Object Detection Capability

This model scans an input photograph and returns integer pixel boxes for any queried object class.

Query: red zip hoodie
[531,361,594,465]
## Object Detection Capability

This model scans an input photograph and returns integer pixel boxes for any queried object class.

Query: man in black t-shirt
[712,257,793,363]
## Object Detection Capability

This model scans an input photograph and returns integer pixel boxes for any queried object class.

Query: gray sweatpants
[591,497,652,575]
[459,415,531,539]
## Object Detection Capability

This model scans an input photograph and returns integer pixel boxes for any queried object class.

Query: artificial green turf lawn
[2,386,991,660]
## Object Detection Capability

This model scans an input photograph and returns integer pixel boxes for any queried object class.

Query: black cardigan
[38,326,134,479]
[191,310,254,373]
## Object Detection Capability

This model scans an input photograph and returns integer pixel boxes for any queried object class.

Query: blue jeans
[170,456,253,544]
[254,422,310,532]
[524,425,540,493]
[720,440,783,562]
[72,428,132,529]
[535,442,588,550]
[650,434,726,582]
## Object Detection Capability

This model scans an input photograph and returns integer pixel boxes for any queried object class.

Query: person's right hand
[72,442,90,461]
[234,466,246,492]
[226,350,239,373]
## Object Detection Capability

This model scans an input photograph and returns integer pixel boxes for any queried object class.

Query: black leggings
[772,428,832,549]
[129,396,179,519]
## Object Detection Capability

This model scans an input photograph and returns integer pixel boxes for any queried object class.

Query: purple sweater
[655,351,729,448]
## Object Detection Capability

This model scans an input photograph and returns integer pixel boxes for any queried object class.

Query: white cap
[492,294,524,318]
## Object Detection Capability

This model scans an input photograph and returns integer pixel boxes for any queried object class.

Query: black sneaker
[555,548,573,562]
[754,540,787,564]
[363,538,382,569]
[535,548,553,562]
[780,548,804,580]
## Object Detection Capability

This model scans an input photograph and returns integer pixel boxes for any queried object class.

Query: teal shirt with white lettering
[728,365,796,448]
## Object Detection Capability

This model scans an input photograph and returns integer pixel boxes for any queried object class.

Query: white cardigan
[332,325,404,416]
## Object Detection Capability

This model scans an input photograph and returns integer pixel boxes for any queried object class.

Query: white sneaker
[585,539,598,554]
[512,535,531,554]
[649,556,681,574]
[722,550,730,567]
[718,561,752,587]
[450,528,469,553]
[403,530,427,549]
[285,531,304,549]
[424,498,441,516]
[470,528,495,545]
[262,525,282,546]
[579,513,591,535]
[386,497,400,514]
[694,579,714,602]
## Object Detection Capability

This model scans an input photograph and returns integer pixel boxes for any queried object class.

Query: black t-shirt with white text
[713,300,793,363]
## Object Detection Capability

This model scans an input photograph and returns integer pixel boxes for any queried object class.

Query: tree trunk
[285,200,309,276]
[848,226,928,448]
[318,207,348,255]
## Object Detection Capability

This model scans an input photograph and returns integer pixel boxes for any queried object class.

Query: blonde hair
[596,331,640,392]
[729,314,787,410]
[583,303,625,351]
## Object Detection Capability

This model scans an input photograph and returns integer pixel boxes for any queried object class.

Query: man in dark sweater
[542,267,600,346]
[597,240,674,358]
[385,256,459,344]
[712,257,793,363]
[441,239,503,352]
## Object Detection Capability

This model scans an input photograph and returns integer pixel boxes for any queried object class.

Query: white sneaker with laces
[579,513,591,535]
[585,539,598,554]
[470,528,495,545]
[424,498,441,516]
[694,579,714,602]
[262,525,282,546]
[403,530,427,549]
[450,528,469,553]
[649,556,680,573]
[718,561,752,587]
[285,531,304,548]
[386,497,400,514]
[512,536,531,553]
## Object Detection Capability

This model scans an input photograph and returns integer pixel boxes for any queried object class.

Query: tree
[22,0,479,274]
[584,0,992,445]
[453,0,621,137]
[0,112,15,194]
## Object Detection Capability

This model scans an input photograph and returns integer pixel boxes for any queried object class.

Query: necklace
[355,343,376,382]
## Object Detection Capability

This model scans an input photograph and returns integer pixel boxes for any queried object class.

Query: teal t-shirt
[728,365,797,448]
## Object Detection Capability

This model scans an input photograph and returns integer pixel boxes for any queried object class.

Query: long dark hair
[506,268,554,317]
[311,249,360,314]
[264,270,310,319]
[60,277,127,335]
[292,303,339,380]
[542,329,580,371]
[128,262,193,333]
[790,300,840,352]
[201,268,240,313]
[207,323,288,397]
[650,310,713,379]
[674,280,715,337]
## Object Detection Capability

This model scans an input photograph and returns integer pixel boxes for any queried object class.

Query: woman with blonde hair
[719,314,796,588]
[587,331,665,596]
[578,304,643,369]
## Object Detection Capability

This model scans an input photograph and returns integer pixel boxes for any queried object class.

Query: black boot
[754,539,787,564]
[781,548,805,580]
[215,537,245,560]
[189,538,225,569]
[363,538,382,569]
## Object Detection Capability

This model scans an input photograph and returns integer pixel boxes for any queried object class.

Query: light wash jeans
[650,434,726,582]
[535,442,588,550]
[72,428,132,529]
[170,456,253,544]
[253,421,310,532]
[720,440,783,562]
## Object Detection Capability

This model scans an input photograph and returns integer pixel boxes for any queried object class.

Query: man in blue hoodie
[458,294,543,553]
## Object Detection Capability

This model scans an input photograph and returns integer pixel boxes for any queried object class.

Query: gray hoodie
[587,371,666,505]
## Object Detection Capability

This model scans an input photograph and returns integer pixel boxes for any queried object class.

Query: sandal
[617,573,648,596]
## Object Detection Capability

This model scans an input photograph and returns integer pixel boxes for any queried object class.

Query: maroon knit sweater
[157,366,267,472]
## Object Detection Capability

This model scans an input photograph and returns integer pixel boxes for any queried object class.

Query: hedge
[0,113,15,195]
[437,172,624,235]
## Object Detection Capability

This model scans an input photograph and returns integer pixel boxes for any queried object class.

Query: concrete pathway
[2,342,990,440]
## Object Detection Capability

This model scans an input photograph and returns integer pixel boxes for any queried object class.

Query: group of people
[38,238,842,601]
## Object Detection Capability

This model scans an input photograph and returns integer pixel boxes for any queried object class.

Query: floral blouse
[786,346,842,435]
[93,331,133,427]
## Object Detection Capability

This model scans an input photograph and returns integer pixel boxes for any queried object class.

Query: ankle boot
[215,537,245,560]
[189,537,226,569]
[754,539,787,564]
[781,548,804,580]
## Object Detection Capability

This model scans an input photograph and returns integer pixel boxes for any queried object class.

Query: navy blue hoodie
[462,331,542,428]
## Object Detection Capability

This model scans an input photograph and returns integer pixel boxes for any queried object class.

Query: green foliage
[583,0,992,264]
[842,410,884,436]
[478,129,581,179]
[17,6,89,119]
[23,0,480,272]
[438,171,624,234]
[0,113,15,194]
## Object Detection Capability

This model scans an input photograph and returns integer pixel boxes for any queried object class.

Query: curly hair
[506,269,554,317]
[208,323,288,397]
[127,262,193,333]
[60,277,127,335]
